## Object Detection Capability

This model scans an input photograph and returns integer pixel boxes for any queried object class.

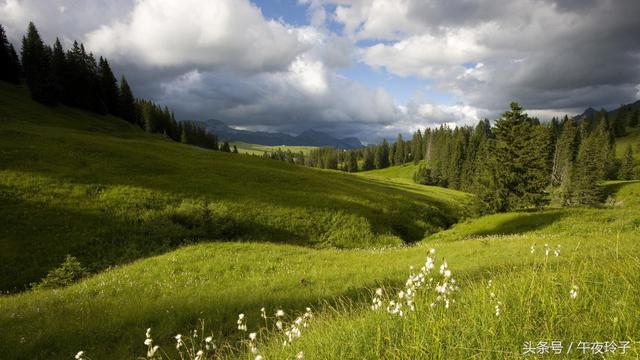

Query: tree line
[264,102,639,214]
[0,22,219,151]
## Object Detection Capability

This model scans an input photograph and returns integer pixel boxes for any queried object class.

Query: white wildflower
[570,285,578,299]
[237,313,247,331]
[530,245,535,254]
[296,351,304,359]
[75,351,86,360]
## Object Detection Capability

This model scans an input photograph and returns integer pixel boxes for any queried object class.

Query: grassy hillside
[356,161,423,184]
[230,141,317,155]
[1,182,638,359]
[0,81,469,291]
[616,127,640,158]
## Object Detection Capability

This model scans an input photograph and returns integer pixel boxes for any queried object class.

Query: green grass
[357,161,423,184]
[230,141,317,156]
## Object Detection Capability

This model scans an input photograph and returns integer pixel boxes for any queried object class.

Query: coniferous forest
[1,23,219,150]
[264,102,639,214]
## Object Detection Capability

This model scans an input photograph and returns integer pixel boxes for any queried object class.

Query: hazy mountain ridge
[199,119,363,149]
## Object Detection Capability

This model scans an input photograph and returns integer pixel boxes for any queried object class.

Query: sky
[2,0,640,143]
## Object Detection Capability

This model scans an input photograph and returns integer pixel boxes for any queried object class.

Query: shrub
[33,255,88,290]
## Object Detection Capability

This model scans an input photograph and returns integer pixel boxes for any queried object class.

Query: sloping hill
[0,82,470,291]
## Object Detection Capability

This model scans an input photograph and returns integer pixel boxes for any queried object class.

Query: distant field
[356,161,423,184]
[231,141,317,155]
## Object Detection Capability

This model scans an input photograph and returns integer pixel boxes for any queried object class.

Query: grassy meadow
[0,82,469,291]
[1,80,639,359]
[230,142,317,156]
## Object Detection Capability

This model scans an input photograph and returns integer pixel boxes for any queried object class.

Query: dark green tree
[374,139,390,169]
[619,145,634,180]
[362,147,375,170]
[568,130,604,206]
[0,24,21,84]
[481,102,549,212]
[393,134,405,165]
[220,141,231,152]
[118,75,136,124]
[233,145,239,154]
[98,57,120,115]
[346,151,358,172]
[21,22,56,105]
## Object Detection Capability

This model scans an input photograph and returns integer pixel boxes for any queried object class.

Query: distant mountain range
[198,119,363,149]
[574,99,640,121]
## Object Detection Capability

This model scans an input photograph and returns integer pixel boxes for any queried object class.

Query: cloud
[84,0,306,73]
[330,0,640,114]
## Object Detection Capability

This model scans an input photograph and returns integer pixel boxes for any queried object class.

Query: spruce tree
[220,141,231,152]
[483,102,549,212]
[50,38,66,102]
[629,109,639,128]
[346,151,358,172]
[569,131,604,206]
[21,22,56,105]
[0,25,21,84]
[551,118,578,186]
[394,134,405,165]
[619,145,634,180]
[98,57,120,115]
[233,145,239,154]
[412,129,423,164]
[118,75,136,124]
[362,147,375,171]
[374,140,390,169]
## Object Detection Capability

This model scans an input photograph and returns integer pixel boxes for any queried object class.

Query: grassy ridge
[0,81,469,291]
[356,161,423,184]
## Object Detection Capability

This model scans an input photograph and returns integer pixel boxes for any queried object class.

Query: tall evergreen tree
[394,134,405,165]
[551,118,578,186]
[118,75,136,124]
[374,139,390,169]
[220,141,231,152]
[0,24,21,84]
[346,151,358,172]
[568,131,604,206]
[619,145,634,180]
[50,38,66,102]
[481,102,549,212]
[98,57,119,115]
[21,22,56,105]
[629,109,639,128]
[362,147,375,171]
[412,129,423,164]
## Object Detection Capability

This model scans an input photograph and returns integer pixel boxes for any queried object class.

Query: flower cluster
[541,244,561,257]
[237,313,247,332]
[487,281,502,317]
[372,248,459,318]
[144,328,160,359]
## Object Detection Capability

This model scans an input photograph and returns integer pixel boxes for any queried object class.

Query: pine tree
[619,145,634,180]
[0,24,21,84]
[118,75,136,124]
[233,145,239,154]
[21,22,56,105]
[482,102,549,212]
[220,141,231,152]
[362,147,375,171]
[629,109,639,128]
[612,106,628,137]
[569,131,604,206]
[394,134,405,165]
[551,118,578,186]
[374,140,390,169]
[50,38,66,102]
[346,151,358,172]
[412,129,423,164]
[98,57,120,115]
